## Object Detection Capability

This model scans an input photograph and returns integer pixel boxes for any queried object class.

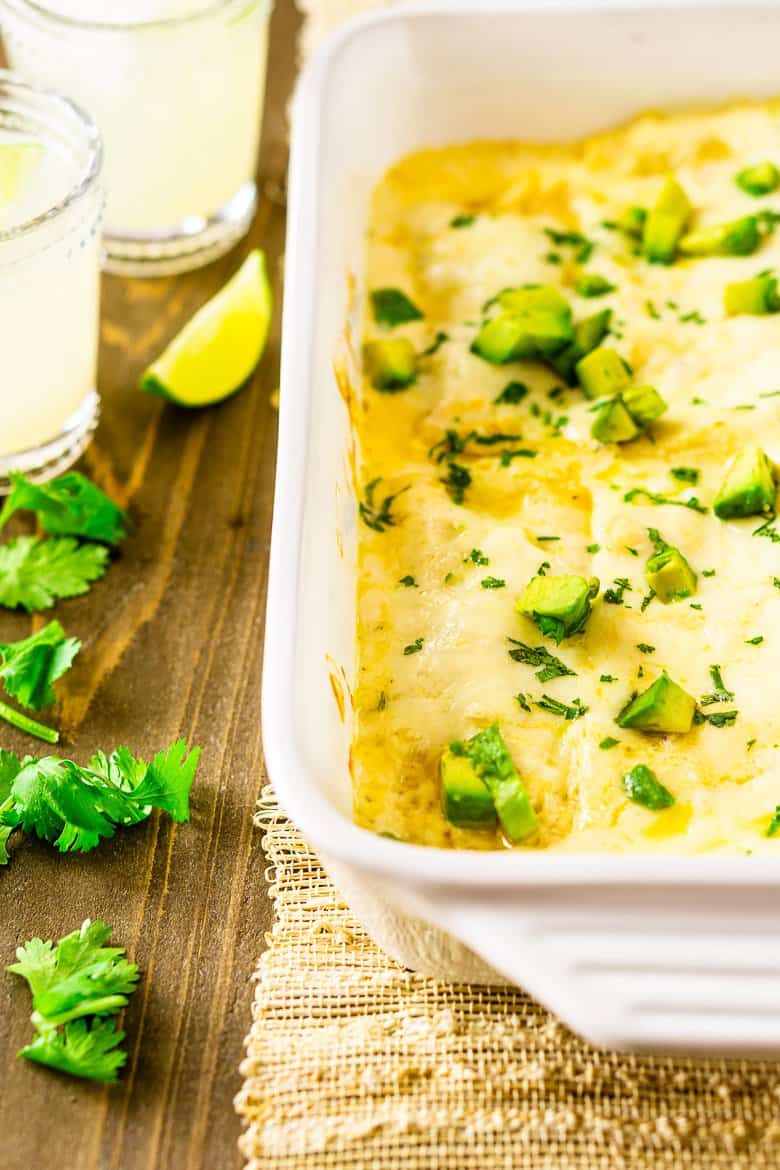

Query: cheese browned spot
[352,102,780,853]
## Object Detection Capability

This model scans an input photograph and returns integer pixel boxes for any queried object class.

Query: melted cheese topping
[352,103,780,854]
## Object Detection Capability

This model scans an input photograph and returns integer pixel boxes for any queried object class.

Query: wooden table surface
[0,4,299,1166]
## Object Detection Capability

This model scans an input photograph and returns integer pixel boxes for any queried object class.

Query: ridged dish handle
[422,883,780,1056]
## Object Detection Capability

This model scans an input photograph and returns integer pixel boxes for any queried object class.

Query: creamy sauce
[352,103,780,854]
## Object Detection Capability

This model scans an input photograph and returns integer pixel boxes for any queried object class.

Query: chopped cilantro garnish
[624,488,707,514]
[746,635,764,645]
[466,549,489,566]
[604,577,632,605]
[600,674,617,683]
[535,694,588,720]
[398,575,417,587]
[640,589,656,612]
[702,569,716,578]
[499,448,537,466]
[599,737,619,750]
[626,546,639,557]
[701,664,734,706]
[586,543,601,554]
[575,273,615,298]
[536,535,560,543]
[753,518,780,543]
[767,807,780,837]
[441,462,472,505]
[419,330,449,358]
[536,561,551,577]
[670,466,700,485]
[696,709,738,728]
[637,643,656,654]
[359,478,409,533]
[645,300,661,320]
[515,693,531,712]
[403,638,423,656]
[494,380,529,405]
[450,213,476,228]
[371,288,423,328]
[507,639,576,682]
[481,577,506,589]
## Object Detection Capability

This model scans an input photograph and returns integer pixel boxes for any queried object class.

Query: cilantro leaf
[0,537,109,612]
[0,750,23,865]
[3,740,199,862]
[0,620,80,711]
[0,472,127,546]
[19,1017,128,1083]
[7,918,139,1026]
[506,639,576,682]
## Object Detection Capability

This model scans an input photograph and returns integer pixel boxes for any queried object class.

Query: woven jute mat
[236,786,780,1169]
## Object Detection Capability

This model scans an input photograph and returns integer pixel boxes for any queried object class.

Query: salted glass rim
[0,70,103,247]
[0,0,271,32]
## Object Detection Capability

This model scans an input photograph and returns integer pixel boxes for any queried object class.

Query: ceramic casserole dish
[263,0,780,1055]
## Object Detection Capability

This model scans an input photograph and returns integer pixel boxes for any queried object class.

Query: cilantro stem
[0,700,59,744]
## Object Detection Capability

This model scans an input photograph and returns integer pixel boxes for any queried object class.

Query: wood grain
[0,3,299,1166]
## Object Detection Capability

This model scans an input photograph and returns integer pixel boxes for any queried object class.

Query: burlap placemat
[236,786,780,1168]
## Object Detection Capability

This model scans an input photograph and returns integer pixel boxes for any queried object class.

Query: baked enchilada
[352,102,780,854]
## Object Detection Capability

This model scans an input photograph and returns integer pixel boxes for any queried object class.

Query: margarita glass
[0,0,272,275]
[0,70,103,488]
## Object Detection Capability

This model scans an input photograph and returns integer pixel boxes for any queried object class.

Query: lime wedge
[140,250,273,406]
[0,141,45,208]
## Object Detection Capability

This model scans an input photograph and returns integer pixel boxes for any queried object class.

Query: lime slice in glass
[0,141,45,209]
[140,250,273,406]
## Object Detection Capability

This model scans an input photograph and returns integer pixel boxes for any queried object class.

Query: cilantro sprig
[0,537,109,613]
[0,472,128,546]
[7,919,139,1082]
[0,740,199,865]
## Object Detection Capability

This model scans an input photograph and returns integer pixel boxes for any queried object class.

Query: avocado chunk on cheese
[622,764,675,810]
[679,215,760,257]
[713,446,776,519]
[576,346,631,400]
[472,286,573,365]
[364,338,417,391]
[444,723,536,843]
[736,161,780,197]
[548,308,612,385]
[616,672,696,734]
[440,747,497,828]
[517,573,599,644]
[642,177,693,264]
[622,383,668,426]
[724,272,780,316]
[591,398,640,444]
[646,544,697,602]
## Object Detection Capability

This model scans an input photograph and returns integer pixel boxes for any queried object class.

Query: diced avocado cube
[470,314,529,364]
[622,764,675,810]
[646,545,697,602]
[440,747,497,828]
[516,573,599,644]
[575,346,631,400]
[737,161,780,197]
[454,723,537,843]
[616,672,696,734]
[713,446,776,519]
[622,383,668,426]
[371,287,424,328]
[618,205,648,239]
[548,308,612,385]
[591,398,640,444]
[678,215,760,257]
[364,338,417,391]
[724,272,780,316]
[497,285,574,356]
[642,178,693,264]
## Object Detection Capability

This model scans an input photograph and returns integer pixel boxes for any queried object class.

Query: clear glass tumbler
[0,0,272,275]
[0,70,103,488]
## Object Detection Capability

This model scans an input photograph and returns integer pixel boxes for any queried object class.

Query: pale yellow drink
[1,0,271,274]
[0,73,103,479]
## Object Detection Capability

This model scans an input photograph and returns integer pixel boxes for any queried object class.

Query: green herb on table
[481,577,506,590]
[0,740,199,866]
[0,621,81,743]
[0,472,128,547]
[507,639,576,682]
[403,638,423,656]
[622,764,674,810]
[0,537,109,613]
[371,288,423,328]
[624,488,707,514]
[7,919,139,1082]
[359,479,409,533]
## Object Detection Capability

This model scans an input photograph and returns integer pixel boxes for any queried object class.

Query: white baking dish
[264,0,780,1055]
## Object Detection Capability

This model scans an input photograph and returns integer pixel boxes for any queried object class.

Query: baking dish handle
[422,885,780,1057]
